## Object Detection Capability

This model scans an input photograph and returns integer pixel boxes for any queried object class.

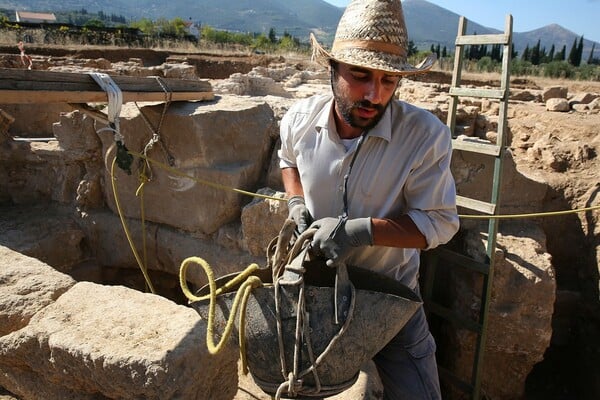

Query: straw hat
[311,0,436,75]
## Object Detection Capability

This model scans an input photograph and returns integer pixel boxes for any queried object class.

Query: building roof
[15,11,57,22]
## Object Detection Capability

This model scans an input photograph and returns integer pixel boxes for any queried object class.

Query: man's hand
[287,195,312,233]
[310,217,373,266]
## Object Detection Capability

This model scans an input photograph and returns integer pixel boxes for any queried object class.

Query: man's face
[331,62,400,136]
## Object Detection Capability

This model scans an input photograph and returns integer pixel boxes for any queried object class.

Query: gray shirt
[279,93,458,288]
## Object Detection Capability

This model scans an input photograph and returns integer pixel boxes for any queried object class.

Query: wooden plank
[455,33,511,46]
[0,68,213,103]
[0,90,214,104]
[456,195,497,215]
[446,16,467,134]
[449,87,505,99]
[452,139,502,156]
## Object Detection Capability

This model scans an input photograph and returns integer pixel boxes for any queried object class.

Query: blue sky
[323,0,600,43]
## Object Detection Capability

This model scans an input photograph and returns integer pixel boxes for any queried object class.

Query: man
[278,0,459,398]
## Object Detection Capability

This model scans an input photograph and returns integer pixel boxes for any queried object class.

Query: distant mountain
[514,24,598,61]
[402,0,499,50]
[0,0,342,38]
[1,0,597,59]
[402,0,597,59]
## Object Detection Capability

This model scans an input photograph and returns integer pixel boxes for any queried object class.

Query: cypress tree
[548,44,555,62]
[531,39,541,65]
[588,43,596,64]
[568,37,578,65]
[576,36,584,66]
[555,45,566,61]
[522,44,530,62]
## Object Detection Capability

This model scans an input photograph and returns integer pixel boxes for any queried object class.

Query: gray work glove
[310,217,373,267]
[287,195,312,234]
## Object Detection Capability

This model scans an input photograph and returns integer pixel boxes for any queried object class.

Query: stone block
[0,245,75,337]
[101,96,275,234]
[0,282,238,400]
[241,188,287,257]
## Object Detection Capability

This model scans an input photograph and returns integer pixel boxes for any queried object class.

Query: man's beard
[331,73,391,131]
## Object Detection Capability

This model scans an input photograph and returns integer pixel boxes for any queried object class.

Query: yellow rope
[459,204,600,219]
[129,151,598,220]
[129,151,286,203]
[179,257,262,368]
[111,158,157,294]
[136,164,151,292]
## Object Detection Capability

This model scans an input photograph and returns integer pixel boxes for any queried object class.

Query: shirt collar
[316,97,393,143]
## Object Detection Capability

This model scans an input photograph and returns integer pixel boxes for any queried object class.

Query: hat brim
[310,32,436,76]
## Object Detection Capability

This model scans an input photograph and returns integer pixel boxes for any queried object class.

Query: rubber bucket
[190,258,421,398]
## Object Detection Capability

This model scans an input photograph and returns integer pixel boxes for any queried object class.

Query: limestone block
[0,137,96,205]
[542,86,568,102]
[445,222,555,399]
[102,96,275,234]
[568,92,599,106]
[162,62,198,80]
[455,223,556,399]
[509,89,542,102]
[229,73,291,97]
[451,150,548,215]
[572,103,590,113]
[0,282,238,400]
[0,205,86,271]
[0,246,75,337]
[240,188,287,257]
[546,98,570,112]
[76,209,262,287]
[588,97,600,110]
[0,103,70,137]
[266,138,284,191]
[52,110,102,157]
[155,222,263,287]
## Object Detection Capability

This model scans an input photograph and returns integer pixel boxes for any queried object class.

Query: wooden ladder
[422,14,513,399]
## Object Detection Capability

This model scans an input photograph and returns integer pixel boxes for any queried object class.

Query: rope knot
[286,372,303,397]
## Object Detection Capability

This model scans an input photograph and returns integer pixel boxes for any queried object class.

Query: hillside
[1,0,598,57]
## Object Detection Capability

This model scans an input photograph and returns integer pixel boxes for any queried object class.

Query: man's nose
[364,80,383,104]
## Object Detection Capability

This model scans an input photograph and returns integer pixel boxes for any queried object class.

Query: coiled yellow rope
[179,257,263,372]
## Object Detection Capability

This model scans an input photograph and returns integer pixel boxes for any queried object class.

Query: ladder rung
[430,247,491,275]
[456,33,511,45]
[426,302,483,333]
[456,195,497,215]
[451,139,502,156]
[438,366,474,394]
[449,87,505,99]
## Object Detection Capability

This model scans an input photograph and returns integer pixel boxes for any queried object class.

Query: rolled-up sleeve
[278,109,297,169]
[405,126,459,249]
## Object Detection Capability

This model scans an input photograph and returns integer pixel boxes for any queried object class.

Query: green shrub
[477,56,500,73]
[577,64,600,80]
[542,61,575,79]
[511,59,538,77]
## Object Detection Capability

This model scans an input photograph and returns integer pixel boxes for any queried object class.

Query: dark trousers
[373,305,442,400]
